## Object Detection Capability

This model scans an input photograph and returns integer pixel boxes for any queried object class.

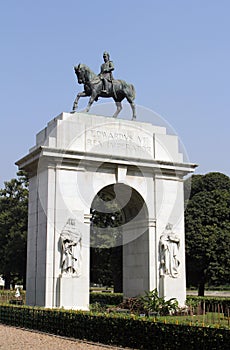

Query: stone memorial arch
[17,112,196,310]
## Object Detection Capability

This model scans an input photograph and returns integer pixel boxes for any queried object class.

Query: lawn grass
[153,313,230,329]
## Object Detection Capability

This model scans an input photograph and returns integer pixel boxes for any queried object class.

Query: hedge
[0,291,122,307]
[90,292,123,305]
[0,304,229,349]
[0,290,26,304]
[90,293,230,310]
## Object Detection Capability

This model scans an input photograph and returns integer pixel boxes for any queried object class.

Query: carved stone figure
[159,223,180,278]
[99,51,114,93]
[72,52,136,120]
[60,218,82,275]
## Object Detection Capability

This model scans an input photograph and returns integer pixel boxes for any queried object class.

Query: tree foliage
[185,172,230,295]
[90,189,123,292]
[0,171,28,289]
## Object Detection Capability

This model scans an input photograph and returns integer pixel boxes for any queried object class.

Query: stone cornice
[16,145,197,177]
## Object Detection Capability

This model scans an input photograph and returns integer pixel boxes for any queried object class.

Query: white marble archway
[17,112,196,309]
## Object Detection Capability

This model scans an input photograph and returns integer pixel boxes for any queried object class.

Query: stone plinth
[59,274,89,310]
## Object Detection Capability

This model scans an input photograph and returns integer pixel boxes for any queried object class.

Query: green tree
[0,171,28,289]
[185,172,230,296]
[90,189,123,292]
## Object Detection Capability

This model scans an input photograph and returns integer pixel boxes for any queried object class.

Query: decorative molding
[148,218,156,227]
[116,165,127,183]
[16,145,197,178]
[84,213,92,224]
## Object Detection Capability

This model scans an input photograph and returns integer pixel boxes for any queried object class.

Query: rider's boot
[101,79,107,93]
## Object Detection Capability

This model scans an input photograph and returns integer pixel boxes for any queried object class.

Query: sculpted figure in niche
[159,223,180,278]
[60,218,82,276]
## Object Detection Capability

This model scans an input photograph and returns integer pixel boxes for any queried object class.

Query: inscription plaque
[85,127,153,158]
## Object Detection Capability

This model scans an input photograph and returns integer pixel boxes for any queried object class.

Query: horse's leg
[130,101,136,120]
[72,91,87,112]
[83,92,97,113]
[126,97,136,120]
[113,101,122,118]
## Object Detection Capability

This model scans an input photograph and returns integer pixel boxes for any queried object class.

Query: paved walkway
[0,324,127,350]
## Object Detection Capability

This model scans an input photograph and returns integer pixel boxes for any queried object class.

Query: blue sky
[0,1,230,186]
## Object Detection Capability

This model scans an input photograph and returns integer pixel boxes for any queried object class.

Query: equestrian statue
[72,52,136,120]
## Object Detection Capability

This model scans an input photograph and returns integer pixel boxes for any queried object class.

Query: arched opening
[90,183,149,296]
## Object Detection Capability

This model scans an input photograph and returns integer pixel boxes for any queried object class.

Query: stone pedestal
[59,274,89,310]
[16,112,196,309]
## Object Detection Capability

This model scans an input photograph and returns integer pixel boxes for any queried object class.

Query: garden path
[0,324,130,350]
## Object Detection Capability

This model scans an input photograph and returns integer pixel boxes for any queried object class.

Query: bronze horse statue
[72,64,136,120]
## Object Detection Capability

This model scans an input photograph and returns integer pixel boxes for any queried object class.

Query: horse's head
[74,64,85,84]
[74,63,98,85]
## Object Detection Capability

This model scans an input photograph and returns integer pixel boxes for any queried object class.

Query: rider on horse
[72,53,136,119]
[99,51,114,94]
